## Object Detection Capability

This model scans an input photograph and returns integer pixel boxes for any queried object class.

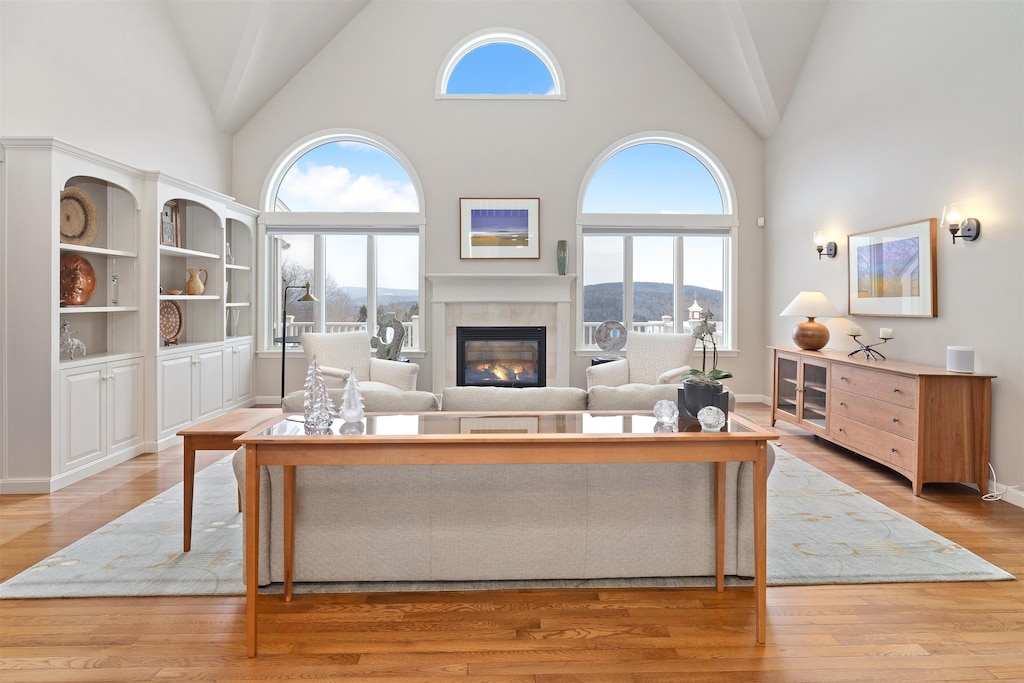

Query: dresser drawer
[831,388,918,439]
[830,414,915,471]
[832,365,917,409]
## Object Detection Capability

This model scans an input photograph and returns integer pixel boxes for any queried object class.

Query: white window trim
[436,27,566,100]
[575,132,739,355]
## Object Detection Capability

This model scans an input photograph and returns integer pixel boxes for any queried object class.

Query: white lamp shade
[780,291,841,319]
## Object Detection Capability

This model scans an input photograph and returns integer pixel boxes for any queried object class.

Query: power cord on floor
[982,463,1024,501]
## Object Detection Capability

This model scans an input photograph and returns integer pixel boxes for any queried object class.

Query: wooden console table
[177,407,281,552]
[235,411,777,657]
[771,347,994,495]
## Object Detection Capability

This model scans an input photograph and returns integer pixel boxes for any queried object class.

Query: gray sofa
[236,385,772,586]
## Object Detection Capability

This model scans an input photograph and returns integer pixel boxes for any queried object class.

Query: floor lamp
[279,282,317,398]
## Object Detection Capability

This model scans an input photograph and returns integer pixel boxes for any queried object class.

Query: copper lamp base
[792,318,829,351]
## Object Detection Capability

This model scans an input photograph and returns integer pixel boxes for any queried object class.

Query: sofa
[235,385,773,586]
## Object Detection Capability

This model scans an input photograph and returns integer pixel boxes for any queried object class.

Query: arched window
[261,131,425,362]
[437,28,565,99]
[577,133,738,352]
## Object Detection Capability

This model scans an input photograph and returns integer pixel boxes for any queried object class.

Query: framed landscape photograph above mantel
[460,197,539,259]
[847,218,937,317]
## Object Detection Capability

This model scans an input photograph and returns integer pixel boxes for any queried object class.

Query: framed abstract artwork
[847,218,937,317]
[460,197,539,259]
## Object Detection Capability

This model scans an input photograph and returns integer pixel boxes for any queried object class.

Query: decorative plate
[159,300,183,345]
[59,253,96,305]
[59,187,99,246]
[594,320,627,354]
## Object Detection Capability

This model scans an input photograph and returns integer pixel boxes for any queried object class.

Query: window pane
[447,42,555,95]
[683,236,726,344]
[276,141,418,212]
[582,143,723,214]
[325,235,368,330]
[278,235,315,342]
[376,235,420,349]
[632,236,674,328]
[583,236,624,345]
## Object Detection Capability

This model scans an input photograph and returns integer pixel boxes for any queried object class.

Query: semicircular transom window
[582,143,725,214]
[448,42,555,95]
[275,140,419,212]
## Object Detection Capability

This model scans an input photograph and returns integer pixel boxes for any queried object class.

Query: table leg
[284,465,296,602]
[754,442,768,645]
[183,439,196,552]
[715,461,725,593]
[245,446,260,657]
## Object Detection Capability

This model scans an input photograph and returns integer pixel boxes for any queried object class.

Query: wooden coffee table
[236,411,776,656]
[177,407,281,552]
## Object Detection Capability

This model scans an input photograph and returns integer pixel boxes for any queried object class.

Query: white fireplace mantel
[426,273,577,390]
[427,273,575,303]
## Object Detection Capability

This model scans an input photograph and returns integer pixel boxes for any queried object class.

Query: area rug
[0,447,1012,599]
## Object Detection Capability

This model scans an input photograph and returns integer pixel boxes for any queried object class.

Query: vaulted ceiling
[163,0,826,139]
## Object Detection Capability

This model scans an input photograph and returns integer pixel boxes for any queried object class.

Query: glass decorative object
[339,371,365,423]
[556,239,568,275]
[697,405,726,432]
[303,355,335,434]
[653,399,679,425]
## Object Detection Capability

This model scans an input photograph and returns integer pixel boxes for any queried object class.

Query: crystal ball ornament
[653,399,679,425]
[697,405,726,432]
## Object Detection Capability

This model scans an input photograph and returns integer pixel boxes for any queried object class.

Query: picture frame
[847,218,937,317]
[460,198,539,259]
[160,200,179,247]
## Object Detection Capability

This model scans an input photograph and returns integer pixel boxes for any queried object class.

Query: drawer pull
[838,427,845,433]
[892,387,900,393]
[840,376,848,381]
[892,417,899,423]
[839,401,846,407]
[891,447,898,453]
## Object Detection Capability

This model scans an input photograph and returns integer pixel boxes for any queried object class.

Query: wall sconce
[941,204,980,243]
[813,232,837,259]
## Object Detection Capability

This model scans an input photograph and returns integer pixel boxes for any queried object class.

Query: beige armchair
[301,331,418,392]
[585,331,698,411]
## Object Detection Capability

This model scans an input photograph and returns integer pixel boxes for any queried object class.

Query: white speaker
[946,346,974,374]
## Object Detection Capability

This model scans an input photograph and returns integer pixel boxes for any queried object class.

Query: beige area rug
[0,448,1013,598]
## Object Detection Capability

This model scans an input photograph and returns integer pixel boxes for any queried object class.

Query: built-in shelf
[159,245,219,260]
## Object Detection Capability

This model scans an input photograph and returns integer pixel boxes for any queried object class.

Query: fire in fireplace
[456,326,546,388]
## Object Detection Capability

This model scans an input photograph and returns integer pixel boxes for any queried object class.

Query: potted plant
[680,311,732,418]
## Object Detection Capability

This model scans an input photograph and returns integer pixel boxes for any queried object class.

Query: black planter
[678,379,730,422]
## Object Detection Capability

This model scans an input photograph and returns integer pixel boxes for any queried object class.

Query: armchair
[301,331,418,392]
[585,331,698,411]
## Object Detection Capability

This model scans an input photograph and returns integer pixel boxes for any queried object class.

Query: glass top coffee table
[236,410,776,656]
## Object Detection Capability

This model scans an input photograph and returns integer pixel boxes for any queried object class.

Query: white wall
[232,0,766,398]
[765,1,1024,502]
[0,0,230,191]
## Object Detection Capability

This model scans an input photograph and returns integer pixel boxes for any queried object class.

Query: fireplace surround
[456,326,546,388]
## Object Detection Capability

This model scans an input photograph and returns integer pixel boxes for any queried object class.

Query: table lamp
[780,291,840,351]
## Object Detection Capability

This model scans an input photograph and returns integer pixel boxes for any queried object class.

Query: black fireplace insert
[456,326,546,388]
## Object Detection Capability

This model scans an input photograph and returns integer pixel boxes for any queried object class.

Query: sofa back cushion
[441,386,588,411]
[301,331,371,380]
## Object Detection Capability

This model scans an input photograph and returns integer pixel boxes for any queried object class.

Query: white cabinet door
[60,364,104,470]
[194,348,224,422]
[222,346,237,407]
[159,352,194,438]
[107,358,142,453]
[233,340,254,403]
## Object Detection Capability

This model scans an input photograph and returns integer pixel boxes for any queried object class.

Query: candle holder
[848,334,890,361]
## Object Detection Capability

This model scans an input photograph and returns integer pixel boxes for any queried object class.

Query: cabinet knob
[840,376,848,382]
[839,401,846,407]
[838,427,844,432]
[891,447,898,453]
[892,387,900,393]
[892,417,899,423]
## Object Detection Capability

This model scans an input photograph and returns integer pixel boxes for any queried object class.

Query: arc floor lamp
[278,282,317,398]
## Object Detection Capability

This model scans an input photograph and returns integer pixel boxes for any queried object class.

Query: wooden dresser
[770,347,994,495]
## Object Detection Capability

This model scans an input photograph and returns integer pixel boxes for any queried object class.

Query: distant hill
[583,282,722,323]
[341,287,418,306]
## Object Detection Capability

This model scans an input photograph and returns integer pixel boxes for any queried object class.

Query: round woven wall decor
[59,186,99,246]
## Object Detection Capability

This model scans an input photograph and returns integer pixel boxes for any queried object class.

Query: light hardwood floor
[1,403,1021,682]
